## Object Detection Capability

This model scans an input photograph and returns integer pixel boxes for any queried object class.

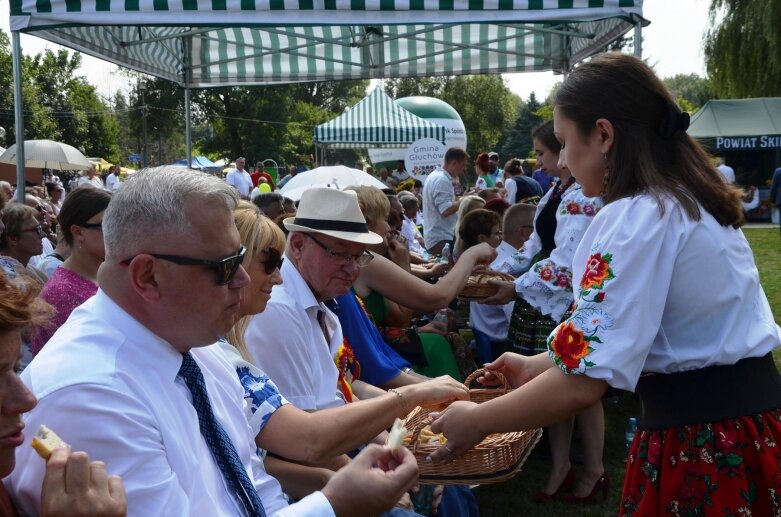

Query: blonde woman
[222,201,467,500]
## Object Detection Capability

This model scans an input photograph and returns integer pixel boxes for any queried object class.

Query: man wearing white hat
[245,187,384,412]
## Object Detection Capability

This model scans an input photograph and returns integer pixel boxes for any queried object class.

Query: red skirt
[621,409,781,516]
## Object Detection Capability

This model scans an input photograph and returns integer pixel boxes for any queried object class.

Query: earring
[600,153,610,197]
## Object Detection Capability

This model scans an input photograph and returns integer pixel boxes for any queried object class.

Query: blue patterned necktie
[178,352,266,517]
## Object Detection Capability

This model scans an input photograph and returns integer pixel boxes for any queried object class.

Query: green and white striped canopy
[9,0,645,87]
[315,88,445,148]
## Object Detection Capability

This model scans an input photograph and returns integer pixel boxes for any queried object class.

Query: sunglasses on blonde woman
[260,248,284,274]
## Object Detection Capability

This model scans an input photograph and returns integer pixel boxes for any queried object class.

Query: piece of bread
[459,270,515,300]
[31,425,64,460]
[418,425,447,445]
[466,270,514,287]
[386,418,409,452]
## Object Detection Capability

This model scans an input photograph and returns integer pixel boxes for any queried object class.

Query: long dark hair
[555,53,744,228]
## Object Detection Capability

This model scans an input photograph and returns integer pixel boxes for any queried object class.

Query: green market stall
[688,98,781,220]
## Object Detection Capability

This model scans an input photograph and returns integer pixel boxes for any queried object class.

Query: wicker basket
[402,368,542,485]
[458,271,515,301]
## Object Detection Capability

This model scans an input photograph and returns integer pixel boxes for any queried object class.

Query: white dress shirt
[8,290,333,517]
[226,169,253,197]
[79,175,106,190]
[470,241,517,341]
[503,176,517,202]
[244,258,345,411]
[717,163,736,183]
[27,238,55,270]
[105,172,119,191]
[401,216,425,255]
[422,168,457,249]
[548,195,781,391]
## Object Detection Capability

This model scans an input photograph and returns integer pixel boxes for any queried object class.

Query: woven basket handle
[464,368,509,394]
[408,415,434,454]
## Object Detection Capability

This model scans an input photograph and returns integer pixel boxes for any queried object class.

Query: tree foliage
[663,74,714,109]
[704,0,781,97]
[496,92,543,161]
[383,75,520,161]
[0,31,121,161]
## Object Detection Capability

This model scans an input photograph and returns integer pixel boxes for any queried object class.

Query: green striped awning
[9,0,645,87]
[315,88,446,148]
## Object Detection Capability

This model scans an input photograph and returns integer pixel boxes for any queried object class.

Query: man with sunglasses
[9,168,419,516]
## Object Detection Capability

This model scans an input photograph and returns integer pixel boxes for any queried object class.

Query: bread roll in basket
[458,270,514,300]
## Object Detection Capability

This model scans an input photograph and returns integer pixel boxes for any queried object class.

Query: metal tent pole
[634,20,642,57]
[12,32,25,202]
[184,37,193,169]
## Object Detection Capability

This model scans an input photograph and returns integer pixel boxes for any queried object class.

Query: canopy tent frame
[313,88,449,166]
[9,1,646,199]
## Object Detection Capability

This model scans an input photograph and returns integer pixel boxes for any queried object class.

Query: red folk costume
[547,195,781,516]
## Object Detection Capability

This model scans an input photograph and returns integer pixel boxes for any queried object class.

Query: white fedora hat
[283,187,383,245]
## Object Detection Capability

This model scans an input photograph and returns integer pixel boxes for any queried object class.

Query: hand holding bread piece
[32,425,127,516]
[31,425,65,460]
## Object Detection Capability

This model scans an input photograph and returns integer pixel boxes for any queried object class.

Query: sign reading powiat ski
[714,136,781,150]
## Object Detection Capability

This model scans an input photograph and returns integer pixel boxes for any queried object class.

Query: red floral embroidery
[565,202,582,214]
[549,322,590,370]
[583,203,596,216]
[539,266,554,282]
[581,252,614,291]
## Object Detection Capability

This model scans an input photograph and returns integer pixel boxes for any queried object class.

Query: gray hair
[399,193,419,211]
[103,166,238,259]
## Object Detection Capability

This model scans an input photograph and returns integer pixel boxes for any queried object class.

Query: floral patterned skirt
[621,409,781,516]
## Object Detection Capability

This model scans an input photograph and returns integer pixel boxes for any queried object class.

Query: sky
[0,0,712,103]
[505,0,712,101]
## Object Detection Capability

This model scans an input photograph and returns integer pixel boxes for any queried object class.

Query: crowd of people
[0,52,779,517]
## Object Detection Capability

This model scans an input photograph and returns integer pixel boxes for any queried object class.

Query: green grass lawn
[474,227,781,517]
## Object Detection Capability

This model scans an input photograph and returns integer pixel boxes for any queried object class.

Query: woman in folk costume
[429,52,781,516]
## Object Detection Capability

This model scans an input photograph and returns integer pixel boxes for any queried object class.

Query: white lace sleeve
[516,186,603,321]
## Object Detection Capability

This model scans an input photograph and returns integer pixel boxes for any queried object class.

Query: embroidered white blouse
[496,183,603,321]
[547,194,781,392]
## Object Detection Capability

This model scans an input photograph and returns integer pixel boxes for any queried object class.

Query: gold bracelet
[388,388,408,415]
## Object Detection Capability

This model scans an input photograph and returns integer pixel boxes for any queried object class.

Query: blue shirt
[533,169,554,193]
[333,293,410,386]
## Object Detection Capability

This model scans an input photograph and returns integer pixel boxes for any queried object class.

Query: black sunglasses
[120,246,246,285]
[260,248,284,275]
[80,222,103,231]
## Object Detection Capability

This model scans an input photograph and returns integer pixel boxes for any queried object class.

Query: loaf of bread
[31,425,65,460]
